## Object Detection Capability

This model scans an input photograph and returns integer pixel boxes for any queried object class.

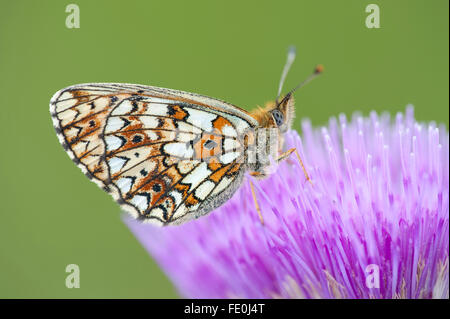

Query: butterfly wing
[50,83,258,225]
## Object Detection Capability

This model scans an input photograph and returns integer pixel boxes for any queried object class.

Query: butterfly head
[268,93,295,133]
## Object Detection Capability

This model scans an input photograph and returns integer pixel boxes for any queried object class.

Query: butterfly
[50,47,322,225]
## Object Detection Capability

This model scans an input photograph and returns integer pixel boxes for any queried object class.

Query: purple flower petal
[124,106,449,299]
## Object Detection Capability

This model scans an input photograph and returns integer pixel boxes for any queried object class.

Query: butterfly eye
[271,109,284,127]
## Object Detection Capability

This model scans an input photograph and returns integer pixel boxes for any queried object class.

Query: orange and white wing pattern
[50,83,259,225]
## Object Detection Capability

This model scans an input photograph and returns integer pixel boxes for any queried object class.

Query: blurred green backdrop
[0,0,448,298]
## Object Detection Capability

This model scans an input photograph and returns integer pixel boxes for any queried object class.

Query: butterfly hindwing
[50,83,257,225]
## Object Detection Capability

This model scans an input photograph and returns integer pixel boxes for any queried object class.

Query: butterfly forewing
[50,83,258,225]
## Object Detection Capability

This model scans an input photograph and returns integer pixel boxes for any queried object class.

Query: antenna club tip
[315,64,324,74]
[288,45,297,54]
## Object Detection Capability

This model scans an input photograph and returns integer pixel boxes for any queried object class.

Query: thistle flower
[124,106,449,299]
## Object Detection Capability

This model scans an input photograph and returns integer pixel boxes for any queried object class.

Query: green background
[0,0,448,298]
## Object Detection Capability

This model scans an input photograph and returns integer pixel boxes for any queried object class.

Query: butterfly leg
[249,171,264,177]
[277,148,313,185]
[249,180,264,225]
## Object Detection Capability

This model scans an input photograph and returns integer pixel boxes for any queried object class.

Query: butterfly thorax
[246,95,296,178]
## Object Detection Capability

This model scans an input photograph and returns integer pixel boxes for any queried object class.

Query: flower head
[125,106,449,299]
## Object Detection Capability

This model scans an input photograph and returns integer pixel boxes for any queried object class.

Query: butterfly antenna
[278,64,324,106]
[276,46,297,104]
